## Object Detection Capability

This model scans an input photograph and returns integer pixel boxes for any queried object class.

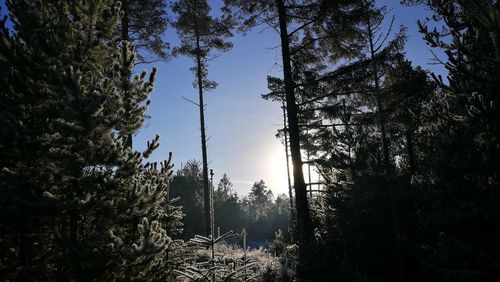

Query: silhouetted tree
[225,1,384,278]
[400,1,500,280]
[223,1,328,249]
[384,56,435,176]
[215,173,233,202]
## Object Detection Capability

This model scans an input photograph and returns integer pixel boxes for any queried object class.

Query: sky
[0,0,446,196]
[134,0,446,196]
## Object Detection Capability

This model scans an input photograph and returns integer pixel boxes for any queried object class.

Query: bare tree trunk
[306,126,312,198]
[276,0,313,252]
[282,101,296,241]
[195,24,211,237]
[276,2,316,277]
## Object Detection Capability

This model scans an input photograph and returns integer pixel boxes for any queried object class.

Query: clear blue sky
[0,0,446,196]
[135,0,446,196]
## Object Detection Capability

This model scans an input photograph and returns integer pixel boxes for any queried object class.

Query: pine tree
[171,0,233,237]
[119,0,168,148]
[119,0,169,64]
[0,1,181,280]
[271,2,414,279]
[403,0,500,191]
[223,0,317,253]
[224,0,377,278]
[262,78,297,241]
[118,0,169,148]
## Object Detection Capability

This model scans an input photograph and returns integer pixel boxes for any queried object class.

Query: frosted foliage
[0,0,183,280]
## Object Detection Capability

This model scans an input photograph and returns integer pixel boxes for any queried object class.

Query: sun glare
[267,144,323,197]
[267,146,290,196]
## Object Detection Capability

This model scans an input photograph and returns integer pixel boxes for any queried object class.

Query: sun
[267,144,291,196]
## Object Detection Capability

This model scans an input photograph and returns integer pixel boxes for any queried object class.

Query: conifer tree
[403,0,500,191]
[224,0,377,278]
[400,1,500,279]
[247,180,274,220]
[169,160,205,239]
[214,173,234,203]
[171,0,233,237]
[0,1,181,280]
[213,173,243,234]
[384,56,435,176]
[223,0,317,251]
[118,0,169,148]
[119,0,169,64]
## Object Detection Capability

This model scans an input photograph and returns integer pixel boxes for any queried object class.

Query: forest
[0,0,499,281]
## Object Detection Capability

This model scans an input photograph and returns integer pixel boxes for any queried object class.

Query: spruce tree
[214,173,234,203]
[0,1,181,280]
[213,173,244,235]
[247,180,274,220]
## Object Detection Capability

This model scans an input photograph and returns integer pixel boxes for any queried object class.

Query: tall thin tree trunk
[343,99,354,174]
[276,6,314,280]
[276,0,312,242]
[195,23,211,237]
[209,169,215,273]
[306,126,312,198]
[277,2,314,277]
[282,101,296,241]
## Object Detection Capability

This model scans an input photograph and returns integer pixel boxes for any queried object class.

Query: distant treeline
[169,160,290,242]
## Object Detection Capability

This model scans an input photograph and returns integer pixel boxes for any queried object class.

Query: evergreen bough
[0,1,182,280]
